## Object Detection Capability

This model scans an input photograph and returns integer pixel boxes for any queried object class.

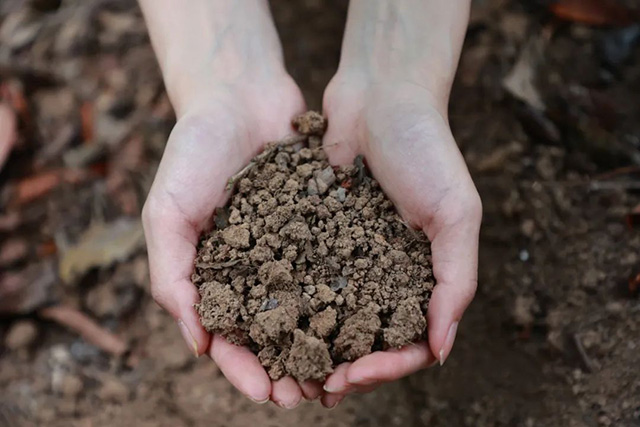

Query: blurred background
[1,0,640,425]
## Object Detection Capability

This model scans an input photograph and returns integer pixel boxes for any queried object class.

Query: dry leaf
[503,37,545,111]
[59,217,145,284]
[550,0,636,27]
[0,260,57,314]
[11,168,89,206]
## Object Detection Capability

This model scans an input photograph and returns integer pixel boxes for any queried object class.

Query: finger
[345,342,436,386]
[425,191,481,365]
[209,334,271,403]
[322,362,353,394]
[142,201,210,357]
[271,377,303,409]
[299,380,323,401]
[320,392,345,409]
[321,80,362,165]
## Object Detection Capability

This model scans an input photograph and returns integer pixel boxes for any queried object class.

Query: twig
[225,135,307,191]
[225,160,257,191]
[593,166,640,181]
[39,305,127,356]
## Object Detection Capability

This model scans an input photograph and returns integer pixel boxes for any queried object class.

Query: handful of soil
[192,112,434,382]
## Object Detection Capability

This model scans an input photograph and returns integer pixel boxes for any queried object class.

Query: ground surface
[1,0,640,426]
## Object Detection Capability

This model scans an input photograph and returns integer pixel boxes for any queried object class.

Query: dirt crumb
[292,111,327,136]
[5,320,39,350]
[284,329,333,381]
[221,225,250,249]
[333,307,382,361]
[196,283,245,344]
[384,297,427,348]
[249,305,299,346]
[193,116,434,381]
[309,307,337,338]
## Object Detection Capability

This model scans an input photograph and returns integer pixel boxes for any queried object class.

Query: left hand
[319,74,482,408]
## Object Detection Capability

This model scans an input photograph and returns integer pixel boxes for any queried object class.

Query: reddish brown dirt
[193,113,433,381]
[1,1,640,426]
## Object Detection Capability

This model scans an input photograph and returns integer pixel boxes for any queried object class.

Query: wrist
[337,0,470,108]
[164,55,288,118]
[140,0,287,116]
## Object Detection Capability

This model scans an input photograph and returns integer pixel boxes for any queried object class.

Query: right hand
[141,71,321,407]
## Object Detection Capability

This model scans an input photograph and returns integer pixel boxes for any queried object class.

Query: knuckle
[441,186,483,228]
[149,282,170,310]
[459,279,478,306]
[141,196,159,226]
[467,190,483,223]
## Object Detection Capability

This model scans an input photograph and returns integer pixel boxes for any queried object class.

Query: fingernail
[439,321,459,366]
[327,397,343,410]
[177,319,199,357]
[281,399,301,409]
[250,397,270,405]
[323,384,346,394]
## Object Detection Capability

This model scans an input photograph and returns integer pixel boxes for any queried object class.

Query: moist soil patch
[192,112,434,382]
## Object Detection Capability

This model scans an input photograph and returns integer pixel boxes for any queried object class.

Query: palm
[321,81,481,401]
[142,78,318,407]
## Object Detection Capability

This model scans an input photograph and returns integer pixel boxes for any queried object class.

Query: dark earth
[1,0,640,426]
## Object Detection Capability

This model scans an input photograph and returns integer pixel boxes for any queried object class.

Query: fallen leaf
[11,168,90,206]
[503,37,546,111]
[0,103,16,170]
[550,0,637,27]
[80,101,93,143]
[0,9,42,50]
[59,217,145,284]
[0,260,57,314]
[37,239,57,257]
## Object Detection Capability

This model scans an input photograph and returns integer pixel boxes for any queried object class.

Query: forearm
[139,0,285,115]
[339,0,471,107]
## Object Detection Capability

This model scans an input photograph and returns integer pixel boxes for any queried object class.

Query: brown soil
[193,112,434,381]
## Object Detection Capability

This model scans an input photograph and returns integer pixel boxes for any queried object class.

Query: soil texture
[193,112,434,381]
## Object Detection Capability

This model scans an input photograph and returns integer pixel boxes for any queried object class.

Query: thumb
[142,198,210,357]
[424,191,481,365]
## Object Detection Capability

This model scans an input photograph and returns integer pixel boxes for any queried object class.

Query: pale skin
[139,0,480,409]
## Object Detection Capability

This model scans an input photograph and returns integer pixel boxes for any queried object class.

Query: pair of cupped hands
[142,62,481,409]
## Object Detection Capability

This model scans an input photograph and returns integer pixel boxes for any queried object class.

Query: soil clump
[193,112,434,381]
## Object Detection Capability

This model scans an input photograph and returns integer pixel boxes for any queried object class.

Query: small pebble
[59,374,84,398]
[98,378,130,403]
[330,276,348,292]
[260,298,279,312]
